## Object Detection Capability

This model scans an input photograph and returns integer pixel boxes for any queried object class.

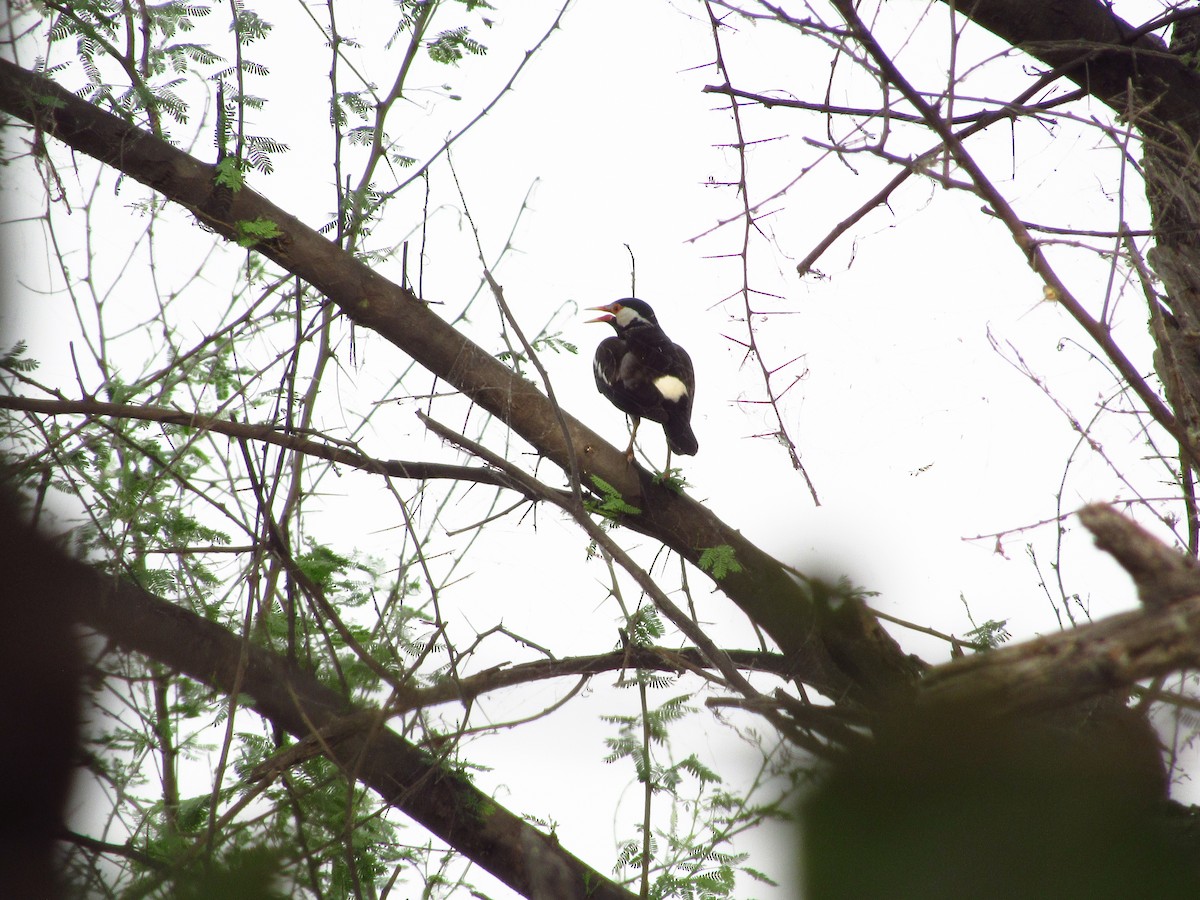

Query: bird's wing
[671,343,695,402]
[594,337,653,417]
[593,337,625,394]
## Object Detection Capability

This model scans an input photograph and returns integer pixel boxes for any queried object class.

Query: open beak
[586,302,620,324]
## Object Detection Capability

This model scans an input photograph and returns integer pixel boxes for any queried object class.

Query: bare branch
[828,0,1199,470]
[0,394,545,498]
[0,57,916,703]
[44,525,638,899]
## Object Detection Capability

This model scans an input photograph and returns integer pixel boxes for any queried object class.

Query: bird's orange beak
[585,302,621,324]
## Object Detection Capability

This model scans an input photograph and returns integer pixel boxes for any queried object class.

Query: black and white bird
[587,298,698,463]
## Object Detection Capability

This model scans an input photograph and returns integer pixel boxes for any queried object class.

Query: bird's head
[585,298,659,331]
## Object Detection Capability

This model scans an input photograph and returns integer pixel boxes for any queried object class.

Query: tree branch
[43,524,638,900]
[939,0,1200,145]
[921,504,1200,714]
[0,394,546,498]
[0,56,917,705]
[829,0,1200,469]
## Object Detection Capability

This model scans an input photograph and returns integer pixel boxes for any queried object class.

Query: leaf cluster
[495,331,579,371]
[587,475,642,520]
[603,695,704,783]
[2,2,802,896]
[427,26,488,65]
[233,216,282,248]
[697,545,742,581]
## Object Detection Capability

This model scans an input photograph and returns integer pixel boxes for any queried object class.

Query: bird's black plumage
[587,298,698,458]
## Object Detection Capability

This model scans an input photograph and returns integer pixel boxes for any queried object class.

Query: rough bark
[954,0,1200,139]
[887,505,1200,718]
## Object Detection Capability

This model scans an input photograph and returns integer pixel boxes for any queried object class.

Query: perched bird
[587,298,698,463]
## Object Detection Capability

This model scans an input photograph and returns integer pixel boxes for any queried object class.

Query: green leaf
[214,156,244,190]
[676,753,722,785]
[296,543,353,592]
[586,475,641,519]
[966,617,1011,649]
[532,332,577,356]
[0,340,39,372]
[652,467,688,493]
[426,26,487,65]
[234,216,282,247]
[626,605,664,645]
[697,545,743,580]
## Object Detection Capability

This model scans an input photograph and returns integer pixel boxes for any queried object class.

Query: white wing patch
[594,358,611,386]
[654,374,688,401]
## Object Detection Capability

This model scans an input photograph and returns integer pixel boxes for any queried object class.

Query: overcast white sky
[4,0,1192,895]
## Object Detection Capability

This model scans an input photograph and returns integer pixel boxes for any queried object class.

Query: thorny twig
[704,2,821,504]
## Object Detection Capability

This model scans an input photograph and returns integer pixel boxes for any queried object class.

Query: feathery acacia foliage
[8,2,1200,899]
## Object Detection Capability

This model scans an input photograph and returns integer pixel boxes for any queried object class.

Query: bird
[586,298,698,464]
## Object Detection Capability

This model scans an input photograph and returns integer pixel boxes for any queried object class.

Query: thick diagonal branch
[0,57,917,704]
[24,517,636,900]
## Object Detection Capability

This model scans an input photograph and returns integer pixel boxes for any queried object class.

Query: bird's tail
[666,417,698,456]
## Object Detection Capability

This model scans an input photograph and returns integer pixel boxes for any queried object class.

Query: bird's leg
[664,446,673,474]
[625,417,640,463]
